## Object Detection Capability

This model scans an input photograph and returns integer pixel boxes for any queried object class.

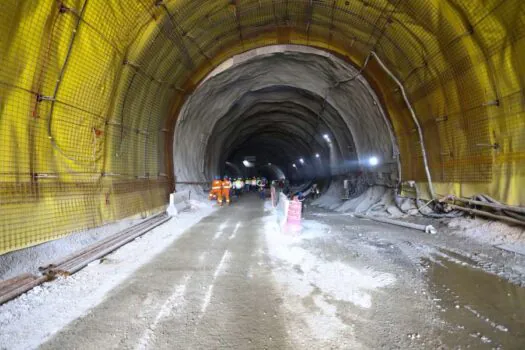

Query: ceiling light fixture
[368,156,379,167]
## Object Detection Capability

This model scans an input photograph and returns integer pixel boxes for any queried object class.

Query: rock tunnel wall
[173,48,398,185]
[1,0,525,254]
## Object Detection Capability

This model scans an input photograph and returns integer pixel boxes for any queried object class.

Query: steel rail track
[0,213,171,305]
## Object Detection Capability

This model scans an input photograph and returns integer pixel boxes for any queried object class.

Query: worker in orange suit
[209,176,223,205]
[222,176,232,205]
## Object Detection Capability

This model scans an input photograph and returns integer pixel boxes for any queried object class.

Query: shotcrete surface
[174,47,397,182]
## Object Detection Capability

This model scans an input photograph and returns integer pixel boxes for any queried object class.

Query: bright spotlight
[315,153,320,158]
[299,158,304,164]
[368,156,379,166]
[292,163,297,168]
[242,160,254,168]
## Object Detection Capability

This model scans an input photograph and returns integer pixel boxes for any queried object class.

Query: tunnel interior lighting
[242,160,254,168]
[268,163,272,166]
[323,134,330,142]
[315,153,320,158]
[368,156,379,167]
[299,158,304,164]
[292,163,297,168]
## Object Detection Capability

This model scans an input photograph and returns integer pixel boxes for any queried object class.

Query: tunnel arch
[173,47,399,186]
[1,0,524,254]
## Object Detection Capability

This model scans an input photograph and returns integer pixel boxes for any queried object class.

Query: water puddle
[424,257,525,349]
[438,248,479,266]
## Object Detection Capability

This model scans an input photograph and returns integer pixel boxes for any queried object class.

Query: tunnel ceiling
[1,0,525,254]
[204,86,355,181]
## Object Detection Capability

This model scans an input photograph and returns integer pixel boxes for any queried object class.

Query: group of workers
[208,176,268,206]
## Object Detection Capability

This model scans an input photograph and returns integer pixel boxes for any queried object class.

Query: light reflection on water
[425,257,525,349]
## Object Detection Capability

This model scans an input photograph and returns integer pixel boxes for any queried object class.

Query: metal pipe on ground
[48,215,167,274]
[0,275,49,305]
[39,213,166,273]
[0,273,34,294]
[54,217,168,273]
[452,197,525,215]
[354,213,437,234]
[47,216,167,273]
[1,213,172,306]
[54,215,172,275]
[448,204,525,227]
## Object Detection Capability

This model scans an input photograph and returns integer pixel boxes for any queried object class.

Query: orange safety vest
[222,180,232,189]
[211,180,222,190]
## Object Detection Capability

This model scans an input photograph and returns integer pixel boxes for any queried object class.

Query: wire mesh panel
[0,0,170,254]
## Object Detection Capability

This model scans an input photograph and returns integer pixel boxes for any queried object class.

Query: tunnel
[1,0,524,254]
[1,1,525,348]
[173,46,397,188]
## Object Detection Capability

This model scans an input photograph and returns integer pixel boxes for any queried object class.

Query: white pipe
[370,52,436,199]
[354,213,437,234]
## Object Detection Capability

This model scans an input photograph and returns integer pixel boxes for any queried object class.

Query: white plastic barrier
[276,193,289,222]
[166,190,191,216]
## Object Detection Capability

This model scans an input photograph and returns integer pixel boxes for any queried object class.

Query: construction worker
[239,178,245,193]
[209,176,223,205]
[234,178,243,196]
[257,177,265,199]
[222,176,232,205]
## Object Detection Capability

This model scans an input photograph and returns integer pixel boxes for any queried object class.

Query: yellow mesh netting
[1,0,524,254]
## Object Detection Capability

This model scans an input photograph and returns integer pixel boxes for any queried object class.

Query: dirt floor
[5,194,525,349]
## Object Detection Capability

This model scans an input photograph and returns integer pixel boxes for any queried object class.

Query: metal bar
[0,276,49,305]
[51,215,169,272]
[54,215,169,273]
[448,204,525,227]
[4,215,169,304]
[39,214,166,272]
[64,216,171,275]
[0,273,34,294]
[451,197,525,215]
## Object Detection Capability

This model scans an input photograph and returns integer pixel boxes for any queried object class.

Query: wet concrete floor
[425,257,525,349]
[306,209,525,349]
[39,195,525,349]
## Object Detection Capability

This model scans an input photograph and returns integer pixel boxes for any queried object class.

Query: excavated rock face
[174,46,399,185]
